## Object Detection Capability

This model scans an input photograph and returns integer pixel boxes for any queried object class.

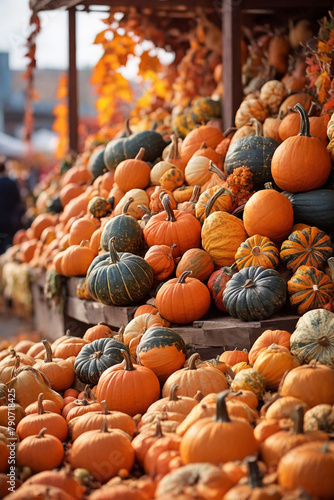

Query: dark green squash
[190,97,222,125]
[88,145,107,179]
[283,189,334,233]
[224,120,278,189]
[100,198,144,254]
[222,266,287,322]
[104,130,167,171]
[86,236,154,306]
[136,326,186,382]
[74,337,129,385]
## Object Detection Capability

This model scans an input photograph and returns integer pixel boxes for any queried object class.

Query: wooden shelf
[31,272,299,356]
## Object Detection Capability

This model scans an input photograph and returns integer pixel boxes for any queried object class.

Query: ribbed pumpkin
[249,329,291,366]
[287,265,334,315]
[155,271,211,324]
[162,353,229,398]
[219,348,249,366]
[143,195,202,258]
[290,309,334,367]
[136,326,186,382]
[144,244,175,281]
[114,189,149,220]
[177,185,201,215]
[173,185,194,203]
[176,248,214,282]
[180,126,224,165]
[74,338,130,385]
[235,98,268,128]
[223,266,287,322]
[224,119,277,189]
[69,217,97,246]
[86,237,154,306]
[185,156,213,187]
[150,160,175,186]
[202,211,247,267]
[271,104,331,193]
[123,313,169,357]
[283,189,334,234]
[280,226,332,273]
[259,80,286,114]
[96,349,161,416]
[195,185,233,225]
[114,147,151,192]
[235,235,279,270]
[207,263,238,312]
[231,368,266,399]
[61,240,96,277]
[243,185,294,243]
[100,198,144,254]
[253,344,299,390]
[180,390,258,465]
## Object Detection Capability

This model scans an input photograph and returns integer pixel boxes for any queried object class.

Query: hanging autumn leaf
[52,73,69,159]
[138,51,161,76]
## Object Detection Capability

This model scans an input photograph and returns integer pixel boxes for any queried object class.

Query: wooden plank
[66,296,136,328]
[222,0,242,130]
[30,278,65,341]
[68,7,78,154]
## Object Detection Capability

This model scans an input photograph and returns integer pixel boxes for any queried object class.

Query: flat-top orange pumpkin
[181,126,224,165]
[271,104,331,193]
[114,147,151,192]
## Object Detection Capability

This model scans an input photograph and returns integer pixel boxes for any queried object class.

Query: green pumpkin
[190,97,222,125]
[104,130,167,171]
[283,190,334,233]
[46,195,62,214]
[223,266,287,321]
[88,196,112,219]
[100,198,144,254]
[88,145,107,179]
[224,122,278,189]
[74,337,129,384]
[86,237,154,306]
[136,326,186,382]
[290,308,334,367]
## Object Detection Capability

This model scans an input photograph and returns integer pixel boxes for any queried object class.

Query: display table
[30,270,299,357]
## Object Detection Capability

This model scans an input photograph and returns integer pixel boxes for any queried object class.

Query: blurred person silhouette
[0,157,23,254]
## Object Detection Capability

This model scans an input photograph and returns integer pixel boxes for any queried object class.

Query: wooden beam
[222,0,242,130]
[68,6,78,154]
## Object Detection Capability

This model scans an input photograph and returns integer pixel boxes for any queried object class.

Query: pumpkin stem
[208,161,226,181]
[167,135,181,161]
[243,279,255,289]
[38,393,45,415]
[177,270,192,283]
[321,441,330,453]
[154,418,164,438]
[42,339,53,363]
[161,194,176,222]
[124,118,132,137]
[121,349,135,371]
[249,118,263,137]
[194,390,204,402]
[264,182,273,190]
[101,400,110,415]
[215,390,231,423]
[100,420,109,433]
[189,185,201,204]
[204,186,229,219]
[307,101,318,117]
[187,353,201,370]
[9,349,16,358]
[251,246,261,257]
[122,197,135,215]
[294,103,311,137]
[247,457,263,488]
[108,237,121,264]
[135,147,146,161]
[223,127,237,137]
[138,204,151,217]
[317,335,330,347]
[169,384,180,402]
[79,240,90,248]
[292,405,305,435]
[37,427,47,439]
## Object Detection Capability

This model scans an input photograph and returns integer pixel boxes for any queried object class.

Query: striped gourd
[280,226,332,273]
[288,265,334,315]
[235,235,279,270]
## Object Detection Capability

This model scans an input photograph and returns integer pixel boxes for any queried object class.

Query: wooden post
[222,0,242,130]
[68,6,78,154]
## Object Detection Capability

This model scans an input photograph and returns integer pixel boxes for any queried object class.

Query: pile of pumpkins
[0,310,333,499]
[7,79,334,326]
